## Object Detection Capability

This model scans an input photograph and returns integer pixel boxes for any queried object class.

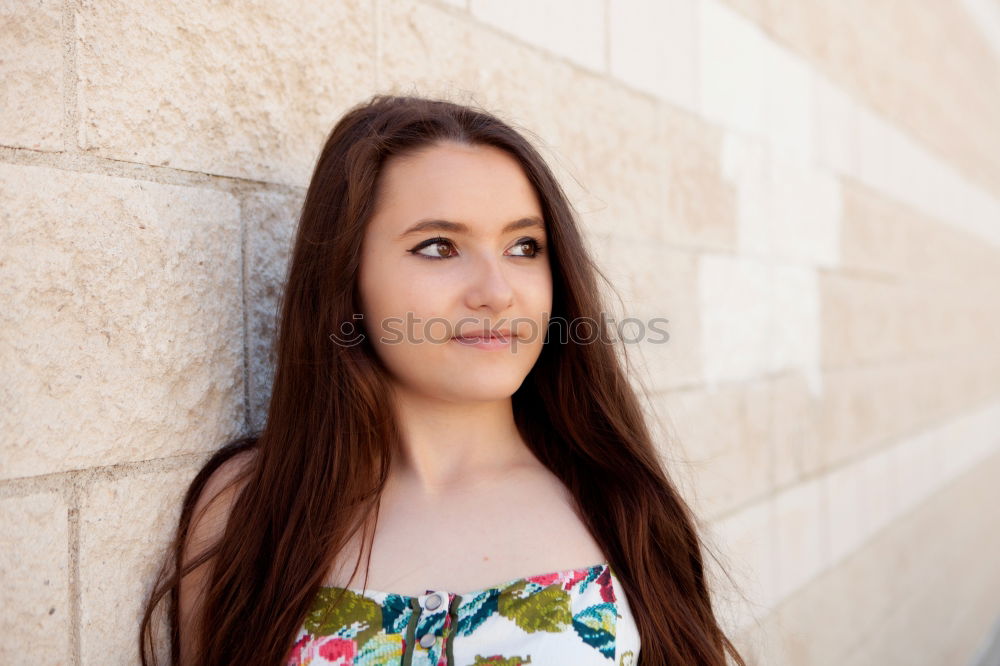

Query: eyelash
[408,236,546,260]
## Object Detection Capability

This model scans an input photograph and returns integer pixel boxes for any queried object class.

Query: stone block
[0,492,71,663]
[0,164,244,479]
[76,0,375,185]
[0,0,63,151]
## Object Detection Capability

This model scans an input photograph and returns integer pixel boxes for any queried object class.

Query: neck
[385,382,535,495]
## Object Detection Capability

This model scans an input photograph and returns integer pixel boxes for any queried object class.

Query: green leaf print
[303,587,383,648]
[472,655,533,665]
[572,602,616,659]
[618,649,636,666]
[497,580,573,633]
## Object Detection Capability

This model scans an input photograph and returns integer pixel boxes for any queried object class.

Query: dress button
[425,593,442,611]
[418,632,436,649]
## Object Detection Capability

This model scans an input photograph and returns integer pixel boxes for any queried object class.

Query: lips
[452,329,514,341]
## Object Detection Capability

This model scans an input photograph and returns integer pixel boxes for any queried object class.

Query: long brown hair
[140,93,748,666]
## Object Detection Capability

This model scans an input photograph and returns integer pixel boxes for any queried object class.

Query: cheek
[523,273,553,315]
[526,279,554,348]
[360,258,421,317]
[363,277,453,347]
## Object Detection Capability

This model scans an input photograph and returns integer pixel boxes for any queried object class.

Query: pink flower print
[316,636,357,663]
[289,634,357,665]
[526,571,564,586]
[561,568,591,592]
[528,566,596,592]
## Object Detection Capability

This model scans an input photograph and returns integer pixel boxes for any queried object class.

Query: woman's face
[357,140,552,403]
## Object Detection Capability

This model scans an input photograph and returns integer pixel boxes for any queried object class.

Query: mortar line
[62,0,78,153]
[239,194,252,434]
[0,146,305,200]
[0,452,210,498]
[67,474,82,665]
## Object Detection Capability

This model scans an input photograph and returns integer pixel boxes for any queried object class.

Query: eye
[408,236,546,260]
[410,237,457,260]
[507,237,545,258]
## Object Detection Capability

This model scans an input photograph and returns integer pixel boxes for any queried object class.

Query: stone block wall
[3,1,999,663]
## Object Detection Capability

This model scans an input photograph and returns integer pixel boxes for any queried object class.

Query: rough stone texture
[0,164,244,479]
[1,1,999,663]
[243,188,304,433]
[75,0,375,185]
[0,492,70,664]
[379,0,667,243]
[720,0,1000,201]
[78,465,201,665]
[0,0,64,151]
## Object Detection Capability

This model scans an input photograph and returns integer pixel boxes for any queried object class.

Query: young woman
[140,94,747,666]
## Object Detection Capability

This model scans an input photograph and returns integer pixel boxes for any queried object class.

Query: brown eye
[508,238,545,258]
[430,241,453,258]
[411,237,457,260]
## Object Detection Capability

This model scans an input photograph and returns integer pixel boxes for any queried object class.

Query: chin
[442,380,523,403]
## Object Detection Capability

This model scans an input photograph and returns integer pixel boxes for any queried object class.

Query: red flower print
[527,572,563,586]
[562,568,591,591]
[596,566,616,603]
[316,636,357,663]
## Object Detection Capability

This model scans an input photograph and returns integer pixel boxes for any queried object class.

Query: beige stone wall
[2,1,999,664]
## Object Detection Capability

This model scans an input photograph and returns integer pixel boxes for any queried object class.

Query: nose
[464,252,514,313]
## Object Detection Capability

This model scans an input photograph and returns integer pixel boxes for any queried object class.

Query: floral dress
[287,562,640,665]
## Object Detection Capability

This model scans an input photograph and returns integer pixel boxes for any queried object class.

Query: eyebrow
[395,215,544,240]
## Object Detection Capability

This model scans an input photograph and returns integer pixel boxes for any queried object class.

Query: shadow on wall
[972,614,1000,666]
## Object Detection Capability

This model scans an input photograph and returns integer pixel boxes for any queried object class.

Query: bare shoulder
[178,446,258,664]
[184,448,258,557]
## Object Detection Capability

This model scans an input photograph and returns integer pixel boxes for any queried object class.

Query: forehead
[371,142,543,234]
